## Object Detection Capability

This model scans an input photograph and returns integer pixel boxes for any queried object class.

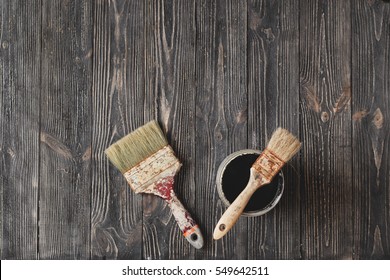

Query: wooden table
[1,0,389,260]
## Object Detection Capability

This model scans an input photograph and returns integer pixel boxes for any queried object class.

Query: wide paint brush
[105,120,204,249]
[213,128,301,240]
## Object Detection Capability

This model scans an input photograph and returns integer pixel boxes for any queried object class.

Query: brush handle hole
[190,233,198,241]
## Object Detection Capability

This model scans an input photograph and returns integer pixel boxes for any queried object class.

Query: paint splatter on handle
[154,175,204,249]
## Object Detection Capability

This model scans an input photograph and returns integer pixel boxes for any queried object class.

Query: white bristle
[266,128,301,162]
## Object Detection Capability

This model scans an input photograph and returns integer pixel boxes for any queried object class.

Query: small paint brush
[213,127,301,240]
[105,120,204,249]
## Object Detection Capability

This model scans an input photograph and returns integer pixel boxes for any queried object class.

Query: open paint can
[216,149,284,217]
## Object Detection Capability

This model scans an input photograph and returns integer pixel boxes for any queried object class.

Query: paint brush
[105,120,204,249]
[213,128,301,240]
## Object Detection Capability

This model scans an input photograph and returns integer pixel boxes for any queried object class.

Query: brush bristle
[105,120,168,173]
[266,128,301,162]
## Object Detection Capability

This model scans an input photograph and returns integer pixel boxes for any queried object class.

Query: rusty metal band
[123,146,179,192]
[183,225,199,237]
[252,148,285,181]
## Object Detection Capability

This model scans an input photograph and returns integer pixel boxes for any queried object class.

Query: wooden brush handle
[166,192,204,249]
[213,168,268,240]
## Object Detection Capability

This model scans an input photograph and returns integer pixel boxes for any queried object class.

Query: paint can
[216,149,284,217]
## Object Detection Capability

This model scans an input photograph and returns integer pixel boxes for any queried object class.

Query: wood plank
[351,0,390,259]
[247,0,301,259]
[143,0,198,259]
[195,0,248,259]
[39,0,92,259]
[91,0,147,259]
[299,0,353,259]
[0,1,41,259]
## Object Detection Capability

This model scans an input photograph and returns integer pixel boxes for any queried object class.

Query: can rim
[216,149,284,217]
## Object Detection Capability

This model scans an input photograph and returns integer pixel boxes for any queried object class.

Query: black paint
[221,153,280,212]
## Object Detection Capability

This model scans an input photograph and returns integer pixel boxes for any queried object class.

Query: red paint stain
[183,226,192,233]
[184,211,195,226]
[155,176,174,200]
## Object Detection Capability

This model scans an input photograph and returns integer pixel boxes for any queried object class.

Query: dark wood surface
[1,0,389,260]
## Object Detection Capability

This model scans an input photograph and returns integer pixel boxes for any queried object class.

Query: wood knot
[372,108,383,129]
[321,111,329,123]
[248,10,261,30]
[302,83,320,113]
[2,41,9,49]
[262,28,275,43]
[82,146,92,161]
[352,110,368,121]
[372,225,384,258]
[215,131,223,141]
[41,132,73,159]
[333,86,351,113]
[235,110,247,124]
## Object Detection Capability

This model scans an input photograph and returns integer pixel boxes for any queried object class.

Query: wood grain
[299,0,353,259]
[247,0,301,259]
[143,0,197,259]
[194,0,219,258]
[39,0,92,259]
[1,0,390,260]
[195,0,248,259]
[91,0,147,259]
[352,0,390,259]
[0,0,41,259]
